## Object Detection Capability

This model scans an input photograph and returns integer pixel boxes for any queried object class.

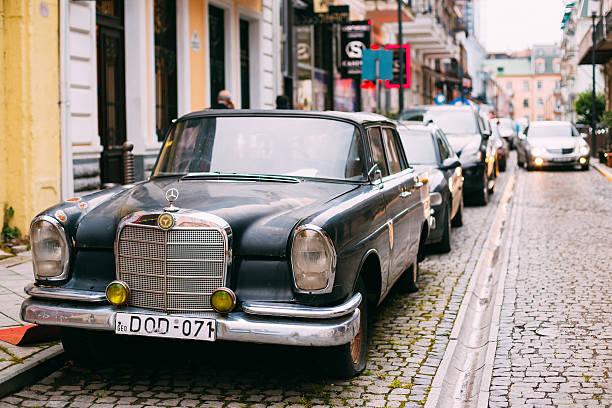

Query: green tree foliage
[574,91,606,125]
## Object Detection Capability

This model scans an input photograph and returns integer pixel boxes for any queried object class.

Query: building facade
[0,0,62,233]
[64,0,282,197]
[485,46,562,121]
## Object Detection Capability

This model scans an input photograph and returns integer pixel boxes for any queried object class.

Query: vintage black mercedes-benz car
[22,111,431,378]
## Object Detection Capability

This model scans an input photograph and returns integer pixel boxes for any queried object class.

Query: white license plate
[115,313,216,341]
[551,157,572,162]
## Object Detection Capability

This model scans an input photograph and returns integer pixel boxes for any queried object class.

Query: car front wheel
[475,171,489,206]
[434,203,451,253]
[327,276,368,379]
[451,194,463,227]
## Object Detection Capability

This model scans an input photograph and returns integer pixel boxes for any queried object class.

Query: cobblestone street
[489,164,612,407]
[1,158,611,408]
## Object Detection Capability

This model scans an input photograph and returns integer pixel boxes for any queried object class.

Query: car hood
[74,178,359,257]
[446,134,481,156]
[528,137,577,150]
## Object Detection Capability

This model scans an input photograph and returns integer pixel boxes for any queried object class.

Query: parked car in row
[400,105,497,205]
[494,117,518,149]
[516,120,590,171]
[397,122,464,253]
[22,111,432,379]
[489,119,510,172]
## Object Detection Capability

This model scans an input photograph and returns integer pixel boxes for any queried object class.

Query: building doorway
[209,5,225,104]
[239,19,250,108]
[96,0,127,185]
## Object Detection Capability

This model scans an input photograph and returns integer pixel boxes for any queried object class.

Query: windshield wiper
[181,172,301,183]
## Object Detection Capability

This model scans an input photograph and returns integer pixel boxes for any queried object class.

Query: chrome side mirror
[368,163,383,187]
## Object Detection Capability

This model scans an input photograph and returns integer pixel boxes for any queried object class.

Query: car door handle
[399,191,411,198]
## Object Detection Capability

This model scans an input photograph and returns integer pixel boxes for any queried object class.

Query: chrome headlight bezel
[30,215,70,281]
[290,224,337,294]
[531,146,545,156]
[579,144,590,156]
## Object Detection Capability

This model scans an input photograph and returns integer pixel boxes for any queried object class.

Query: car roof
[529,120,572,127]
[396,122,434,133]
[403,105,475,112]
[178,109,394,126]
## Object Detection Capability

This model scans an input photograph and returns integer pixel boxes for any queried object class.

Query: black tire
[433,204,451,253]
[451,194,463,227]
[475,171,489,206]
[61,328,105,365]
[396,258,419,293]
[326,276,368,379]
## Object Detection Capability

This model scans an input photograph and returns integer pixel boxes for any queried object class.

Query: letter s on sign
[346,41,365,59]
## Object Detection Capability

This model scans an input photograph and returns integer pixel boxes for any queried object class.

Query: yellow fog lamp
[579,157,587,165]
[106,280,129,306]
[211,288,236,313]
[534,157,544,166]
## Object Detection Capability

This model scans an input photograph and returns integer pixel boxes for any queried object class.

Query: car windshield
[153,116,366,181]
[398,130,437,165]
[423,110,478,135]
[528,124,572,138]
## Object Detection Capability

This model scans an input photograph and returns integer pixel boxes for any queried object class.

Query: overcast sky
[479,0,566,52]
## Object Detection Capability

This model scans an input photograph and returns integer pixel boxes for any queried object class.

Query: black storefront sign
[295,5,349,25]
[392,47,407,84]
[339,21,371,78]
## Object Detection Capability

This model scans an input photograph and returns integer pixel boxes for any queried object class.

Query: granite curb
[0,344,65,398]
[0,255,66,397]
[591,161,612,182]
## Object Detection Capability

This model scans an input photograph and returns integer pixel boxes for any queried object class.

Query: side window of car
[367,127,389,178]
[439,130,455,157]
[382,128,404,174]
[571,126,579,137]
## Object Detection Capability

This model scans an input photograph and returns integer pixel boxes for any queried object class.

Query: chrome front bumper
[21,291,361,347]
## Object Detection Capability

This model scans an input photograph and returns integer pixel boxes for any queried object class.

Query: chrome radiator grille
[547,147,574,155]
[117,224,226,313]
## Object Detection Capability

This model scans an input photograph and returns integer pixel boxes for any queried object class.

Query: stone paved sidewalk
[0,254,62,377]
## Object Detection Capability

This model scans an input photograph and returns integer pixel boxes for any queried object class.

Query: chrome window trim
[243,293,361,319]
[30,215,71,282]
[114,209,233,313]
[290,224,337,294]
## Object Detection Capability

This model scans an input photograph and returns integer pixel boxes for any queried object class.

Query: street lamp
[398,0,404,114]
[591,9,598,157]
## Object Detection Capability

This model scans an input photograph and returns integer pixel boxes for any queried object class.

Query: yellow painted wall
[0,0,60,234]
[235,0,261,13]
[190,0,206,111]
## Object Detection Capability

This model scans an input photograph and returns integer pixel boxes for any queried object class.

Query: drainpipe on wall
[59,0,74,199]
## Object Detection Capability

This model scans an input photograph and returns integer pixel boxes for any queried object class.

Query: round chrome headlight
[579,144,590,156]
[531,147,545,156]
[30,216,70,280]
[291,225,336,292]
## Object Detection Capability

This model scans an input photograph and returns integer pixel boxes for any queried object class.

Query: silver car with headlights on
[516,121,590,171]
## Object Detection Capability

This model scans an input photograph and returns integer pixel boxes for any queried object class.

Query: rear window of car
[422,109,478,135]
[397,129,437,165]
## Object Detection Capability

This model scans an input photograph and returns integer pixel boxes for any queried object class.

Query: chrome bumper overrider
[21,295,361,347]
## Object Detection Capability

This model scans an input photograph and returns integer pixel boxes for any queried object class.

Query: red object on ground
[0,324,60,346]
